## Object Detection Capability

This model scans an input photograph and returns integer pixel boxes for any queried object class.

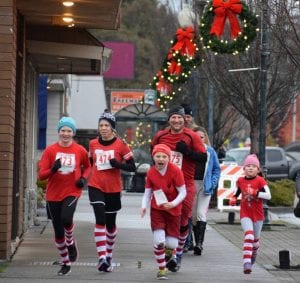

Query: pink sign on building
[103,42,135,79]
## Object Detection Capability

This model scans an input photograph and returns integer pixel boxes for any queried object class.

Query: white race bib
[95,149,114,170]
[170,150,183,169]
[153,189,168,206]
[55,152,75,174]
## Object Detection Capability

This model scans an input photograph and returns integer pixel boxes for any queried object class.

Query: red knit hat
[152,144,171,158]
[243,154,260,168]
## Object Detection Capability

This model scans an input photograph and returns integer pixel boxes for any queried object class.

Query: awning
[17,0,122,30]
[26,25,112,74]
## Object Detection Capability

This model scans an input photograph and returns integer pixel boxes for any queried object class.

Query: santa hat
[152,144,171,158]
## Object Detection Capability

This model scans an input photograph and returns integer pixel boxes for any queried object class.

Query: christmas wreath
[149,26,202,109]
[200,0,259,54]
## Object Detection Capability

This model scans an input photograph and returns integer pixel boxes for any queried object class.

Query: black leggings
[47,196,78,239]
[88,187,119,231]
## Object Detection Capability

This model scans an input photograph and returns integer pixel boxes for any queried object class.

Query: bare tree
[199,0,300,154]
[268,0,300,69]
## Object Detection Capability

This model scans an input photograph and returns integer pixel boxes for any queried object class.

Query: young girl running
[230,154,271,274]
[38,116,91,276]
[141,144,186,280]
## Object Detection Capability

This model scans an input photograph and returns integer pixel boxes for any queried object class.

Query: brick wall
[0,0,17,259]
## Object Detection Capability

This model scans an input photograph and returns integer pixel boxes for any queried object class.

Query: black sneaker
[105,257,113,272]
[98,258,109,272]
[67,242,78,262]
[166,255,177,272]
[58,264,71,276]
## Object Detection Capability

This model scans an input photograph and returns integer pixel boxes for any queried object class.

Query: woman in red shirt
[38,116,91,276]
[88,112,136,272]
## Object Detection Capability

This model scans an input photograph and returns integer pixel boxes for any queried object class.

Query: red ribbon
[155,71,171,96]
[168,60,182,75]
[172,26,196,57]
[209,0,242,39]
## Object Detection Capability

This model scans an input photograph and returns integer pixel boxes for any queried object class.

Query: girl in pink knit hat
[229,154,271,274]
[141,144,186,280]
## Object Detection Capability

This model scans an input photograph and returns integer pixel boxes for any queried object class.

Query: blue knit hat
[57,116,77,134]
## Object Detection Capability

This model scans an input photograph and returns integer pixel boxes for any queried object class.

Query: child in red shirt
[230,154,271,274]
[38,116,91,276]
[141,144,186,280]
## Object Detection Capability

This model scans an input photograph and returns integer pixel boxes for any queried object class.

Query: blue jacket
[203,146,221,195]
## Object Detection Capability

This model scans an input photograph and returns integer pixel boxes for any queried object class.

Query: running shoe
[105,257,113,272]
[157,269,168,280]
[166,255,177,272]
[98,257,109,272]
[57,264,71,276]
[243,262,252,274]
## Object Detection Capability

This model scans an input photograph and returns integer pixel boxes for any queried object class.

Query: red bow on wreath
[155,71,171,96]
[172,26,196,57]
[168,60,182,75]
[209,0,242,39]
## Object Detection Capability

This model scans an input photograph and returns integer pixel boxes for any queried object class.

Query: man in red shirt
[151,105,207,271]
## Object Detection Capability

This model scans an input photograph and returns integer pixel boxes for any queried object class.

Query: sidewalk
[0,192,299,282]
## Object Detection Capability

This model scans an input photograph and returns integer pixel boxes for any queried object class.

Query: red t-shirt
[151,127,205,187]
[145,162,185,216]
[88,137,133,193]
[237,176,267,221]
[38,142,91,201]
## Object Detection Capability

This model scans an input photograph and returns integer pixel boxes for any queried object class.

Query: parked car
[222,147,300,181]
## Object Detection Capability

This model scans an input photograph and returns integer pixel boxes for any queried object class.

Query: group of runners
[38,105,271,279]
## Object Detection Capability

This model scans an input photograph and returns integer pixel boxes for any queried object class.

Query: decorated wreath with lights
[149,26,202,110]
[200,0,259,54]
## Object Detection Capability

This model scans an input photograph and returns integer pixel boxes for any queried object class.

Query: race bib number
[170,151,183,169]
[153,189,168,206]
[55,152,75,174]
[95,149,114,170]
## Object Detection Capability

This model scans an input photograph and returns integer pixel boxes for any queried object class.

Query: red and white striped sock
[154,245,166,271]
[64,223,75,246]
[176,230,189,258]
[243,230,254,264]
[106,226,117,259]
[55,237,70,265]
[95,224,106,259]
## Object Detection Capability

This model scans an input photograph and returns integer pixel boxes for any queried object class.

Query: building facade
[0,0,121,260]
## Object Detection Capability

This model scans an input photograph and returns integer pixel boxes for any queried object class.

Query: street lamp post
[259,0,269,168]
[259,0,270,226]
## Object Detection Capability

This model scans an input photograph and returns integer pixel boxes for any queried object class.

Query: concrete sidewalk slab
[0,192,286,282]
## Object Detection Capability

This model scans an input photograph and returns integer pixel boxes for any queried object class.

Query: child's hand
[163,202,174,210]
[229,197,237,206]
[141,208,146,218]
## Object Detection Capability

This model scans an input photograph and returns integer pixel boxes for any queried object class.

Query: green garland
[149,28,203,109]
[200,1,259,54]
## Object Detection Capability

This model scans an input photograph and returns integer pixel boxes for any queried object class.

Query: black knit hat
[168,105,185,120]
[182,104,193,116]
[98,112,116,129]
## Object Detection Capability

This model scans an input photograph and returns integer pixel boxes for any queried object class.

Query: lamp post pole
[259,0,270,226]
[259,0,269,168]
